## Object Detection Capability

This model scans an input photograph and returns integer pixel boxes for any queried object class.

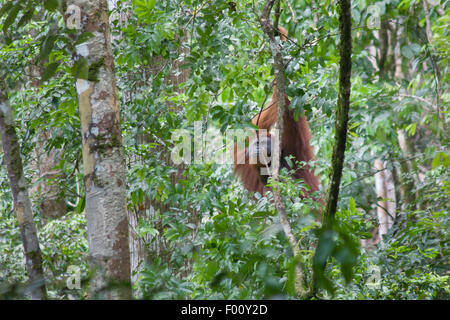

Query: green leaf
[376,126,386,142]
[71,58,89,80]
[431,152,448,168]
[44,0,60,11]
[401,45,414,59]
[348,197,356,214]
[0,1,13,19]
[432,153,440,168]
[409,43,422,55]
[360,232,374,240]
[252,211,268,217]
[335,246,356,283]
[138,188,144,204]
[75,32,94,45]
[147,0,156,10]
[40,35,57,61]
[405,123,417,136]
[221,87,231,102]
[42,62,59,82]
[146,227,159,237]
[3,3,22,33]
[17,8,34,28]
[76,196,85,214]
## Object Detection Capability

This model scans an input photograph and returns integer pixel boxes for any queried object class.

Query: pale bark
[127,205,145,286]
[393,21,404,79]
[0,81,47,300]
[374,160,394,242]
[422,0,433,44]
[384,166,396,221]
[64,0,131,299]
[391,21,418,210]
[368,13,397,242]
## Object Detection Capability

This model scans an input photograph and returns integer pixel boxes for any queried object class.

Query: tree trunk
[32,129,67,223]
[393,21,404,79]
[323,0,352,224]
[64,0,131,299]
[374,159,394,242]
[378,16,389,79]
[27,14,67,223]
[0,80,47,300]
[125,31,191,284]
[422,0,433,44]
[370,13,396,240]
[397,130,417,209]
[313,0,352,292]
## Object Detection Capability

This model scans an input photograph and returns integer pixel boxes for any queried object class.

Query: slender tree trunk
[32,128,67,223]
[422,0,433,44]
[378,16,389,79]
[393,21,404,79]
[0,81,47,300]
[64,0,131,299]
[125,31,191,285]
[370,13,397,239]
[397,130,417,209]
[422,0,445,136]
[323,0,352,224]
[384,164,396,223]
[27,15,67,223]
[313,0,352,291]
[374,159,394,242]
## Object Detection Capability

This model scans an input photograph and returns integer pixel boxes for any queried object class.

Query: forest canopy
[0,0,448,300]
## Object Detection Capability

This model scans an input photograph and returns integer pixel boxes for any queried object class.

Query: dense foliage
[0,0,448,299]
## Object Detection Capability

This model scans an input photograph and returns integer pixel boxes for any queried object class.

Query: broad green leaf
[42,62,59,82]
[17,8,34,27]
[3,3,21,33]
[432,152,448,168]
[401,45,414,59]
[44,0,60,11]
[0,1,13,18]
[349,197,356,214]
[75,32,94,45]
[40,35,57,60]
[71,58,89,80]
[76,196,85,214]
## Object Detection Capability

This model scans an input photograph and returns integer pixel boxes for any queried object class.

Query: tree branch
[259,0,310,299]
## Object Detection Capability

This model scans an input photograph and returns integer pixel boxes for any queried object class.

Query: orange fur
[233,88,319,196]
[233,26,319,196]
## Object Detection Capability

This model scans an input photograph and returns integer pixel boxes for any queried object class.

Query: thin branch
[375,202,396,222]
[398,93,437,111]
[342,152,432,190]
[259,0,311,299]
[285,0,297,23]
[183,0,210,30]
